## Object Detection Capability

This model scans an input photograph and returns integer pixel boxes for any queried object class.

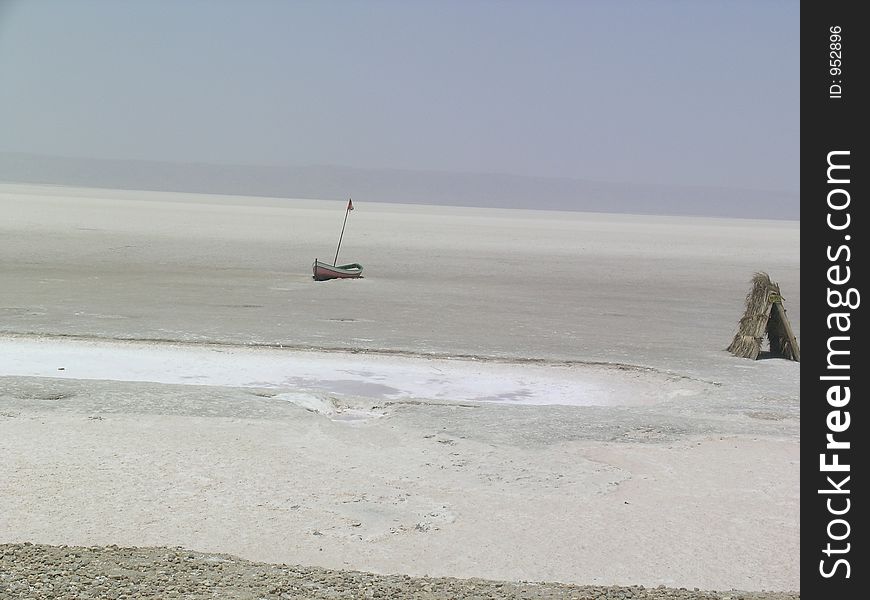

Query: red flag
[347,199,354,211]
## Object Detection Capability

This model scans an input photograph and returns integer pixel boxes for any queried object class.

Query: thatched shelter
[728,272,800,361]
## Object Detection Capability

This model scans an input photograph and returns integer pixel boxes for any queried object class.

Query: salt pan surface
[0,336,709,407]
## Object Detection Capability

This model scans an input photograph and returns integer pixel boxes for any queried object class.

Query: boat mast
[333,198,353,266]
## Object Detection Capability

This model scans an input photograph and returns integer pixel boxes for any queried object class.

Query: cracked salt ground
[273,392,386,423]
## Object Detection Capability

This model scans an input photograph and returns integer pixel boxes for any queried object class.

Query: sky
[0,0,799,193]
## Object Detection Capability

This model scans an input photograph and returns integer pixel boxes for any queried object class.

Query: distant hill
[0,152,798,220]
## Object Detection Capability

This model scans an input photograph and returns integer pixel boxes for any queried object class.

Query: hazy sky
[0,0,798,192]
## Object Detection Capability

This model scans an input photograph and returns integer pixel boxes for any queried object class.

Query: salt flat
[0,336,718,408]
[0,183,799,376]
[0,183,799,591]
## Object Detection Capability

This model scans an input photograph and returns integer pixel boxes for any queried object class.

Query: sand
[1,544,801,600]
[0,183,799,593]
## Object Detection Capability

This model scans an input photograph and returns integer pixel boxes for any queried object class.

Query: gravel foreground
[1,544,798,600]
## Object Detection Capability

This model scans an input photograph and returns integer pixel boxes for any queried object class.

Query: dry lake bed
[0,183,800,594]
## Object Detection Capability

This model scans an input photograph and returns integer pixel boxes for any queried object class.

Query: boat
[313,198,364,281]
[312,259,364,281]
